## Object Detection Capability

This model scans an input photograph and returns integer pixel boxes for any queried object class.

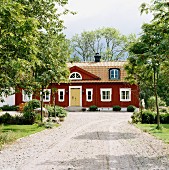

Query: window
[22,90,32,102]
[69,72,82,80]
[109,69,120,80]
[86,89,93,102]
[100,88,112,102]
[120,88,131,101]
[40,89,51,102]
[58,89,65,102]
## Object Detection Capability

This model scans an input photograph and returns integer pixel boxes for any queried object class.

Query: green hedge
[131,110,169,124]
[142,110,156,124]
[127,105,136,112]
[89,105,98,111]
[0,105,19,111]
[0,112,37,125]
[113,105,121,111]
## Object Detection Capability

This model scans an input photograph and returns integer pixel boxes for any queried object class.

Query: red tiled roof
[67,61,127,83]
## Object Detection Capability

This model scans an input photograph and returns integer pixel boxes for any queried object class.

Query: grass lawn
[135,124,169,143]
[0,124,46,149]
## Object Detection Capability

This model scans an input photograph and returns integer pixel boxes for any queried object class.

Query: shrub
[142,110,155,124]
[22,111,36,125]
[131,110,169,124]
[127,105,136,112]
[57,106,67,117]
[23,99,40,113]
[113,105,121,111]
[89,105,98,111]
[158,113,169,124]
[45,105,58,117]
[12,115,24,125]
[131,111,141,124]
[0,113,13,124]
[29,99,41,109]
[148,96,166,110]
[0,112,37,125]
[22,100,40,124]
[0,105,19,111]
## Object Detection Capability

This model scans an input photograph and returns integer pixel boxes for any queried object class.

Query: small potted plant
[57,106,67,122]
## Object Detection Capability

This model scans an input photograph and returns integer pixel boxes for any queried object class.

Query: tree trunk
[40,85,44,122]
[140,99,143,124]
[154,67,160,129]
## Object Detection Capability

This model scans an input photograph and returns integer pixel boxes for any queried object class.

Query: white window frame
[120,88,131,101]
[58,89,65,102]
[40,89,51,102]
[86,89,93,102]
[69,72,82,80]
[22,90,32,102]
[100,88,112,102]
[110,69,120,79]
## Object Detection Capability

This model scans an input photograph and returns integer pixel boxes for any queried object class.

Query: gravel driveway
[0,111,169,170]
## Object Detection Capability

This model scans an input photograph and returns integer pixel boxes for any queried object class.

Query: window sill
[109,79,120,80]
[22,100,31,102]
[43,100,50,102]
[101,100,111,102]
[59,100,64,102]
[120,100,131,102]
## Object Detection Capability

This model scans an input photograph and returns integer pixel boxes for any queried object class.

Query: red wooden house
[15,54,139,110]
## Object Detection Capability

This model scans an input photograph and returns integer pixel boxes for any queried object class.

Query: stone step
[65,106,83,112]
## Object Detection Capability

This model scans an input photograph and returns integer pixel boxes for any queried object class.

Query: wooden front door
[70,88,80,106]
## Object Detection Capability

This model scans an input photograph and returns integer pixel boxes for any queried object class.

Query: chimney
[94,53,101,62]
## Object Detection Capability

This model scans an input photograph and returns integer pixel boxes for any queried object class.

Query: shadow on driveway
[74,131,139,140]
[39,154,169,170]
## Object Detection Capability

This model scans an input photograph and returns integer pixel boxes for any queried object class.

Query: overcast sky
[63,0,153,38]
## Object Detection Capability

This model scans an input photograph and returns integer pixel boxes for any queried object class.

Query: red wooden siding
[15,83,139,108]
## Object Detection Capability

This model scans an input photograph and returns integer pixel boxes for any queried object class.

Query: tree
[0,0,71,122]
[32,33,70,121]
[100,27,127,61]
[157,60,169,106]
[71,27,132,61]
[71,31,95,61]
[126,0,169,129]
[0,1,39,101]
[19,0,71,121]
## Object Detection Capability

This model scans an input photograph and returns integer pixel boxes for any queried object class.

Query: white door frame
[69,86,82,107]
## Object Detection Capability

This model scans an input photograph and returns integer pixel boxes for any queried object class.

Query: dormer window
[109,69,120,80]
[69,72,82,80]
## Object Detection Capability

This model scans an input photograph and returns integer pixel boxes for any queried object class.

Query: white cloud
[63,0,153,38]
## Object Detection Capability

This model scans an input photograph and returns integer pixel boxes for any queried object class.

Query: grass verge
[0,124,46,150]
[135,124,169,143]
